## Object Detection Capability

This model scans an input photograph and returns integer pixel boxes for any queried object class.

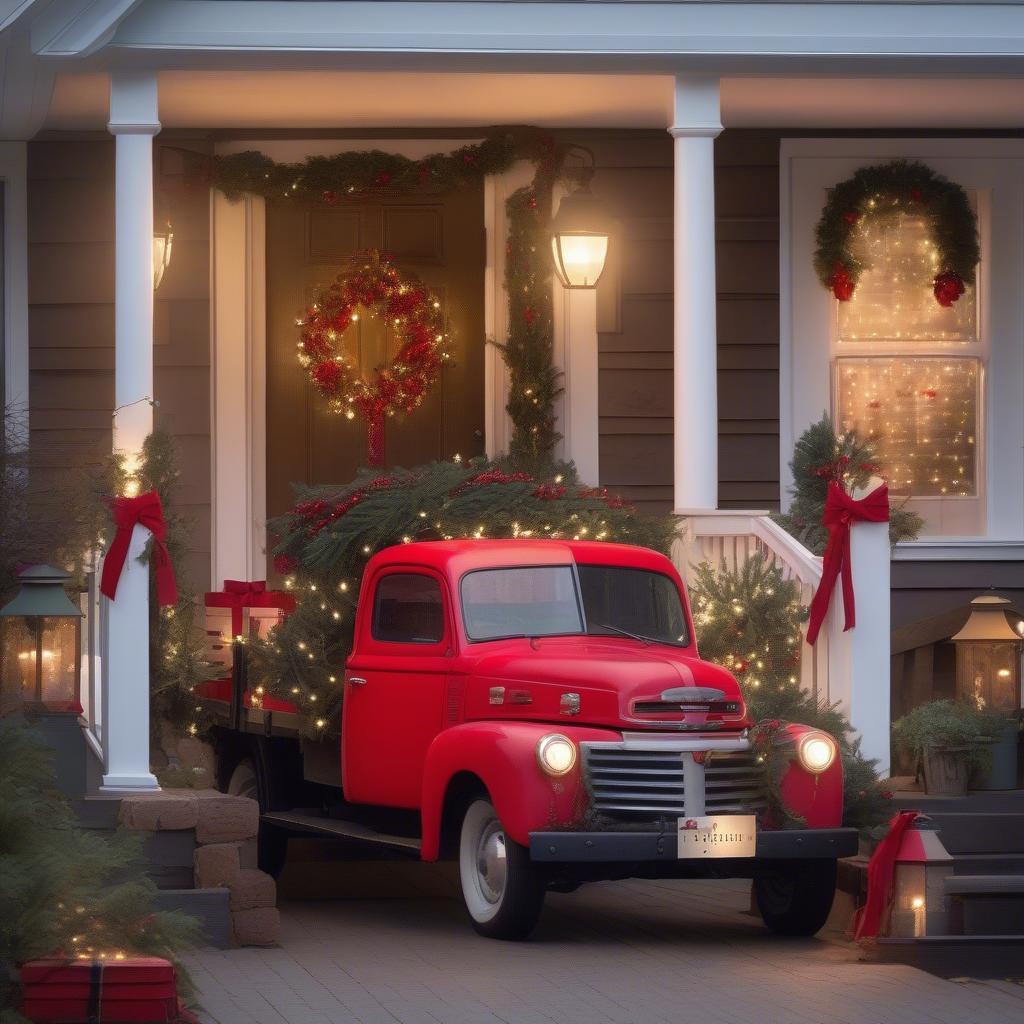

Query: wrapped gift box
[204,580,296,672]
[21,957,185,1023]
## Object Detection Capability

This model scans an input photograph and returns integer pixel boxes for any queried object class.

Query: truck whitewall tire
[459,798,545,940]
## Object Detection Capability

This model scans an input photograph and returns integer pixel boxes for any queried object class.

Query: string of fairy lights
[835,208,980,499]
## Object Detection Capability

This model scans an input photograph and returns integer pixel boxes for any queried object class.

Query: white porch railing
[672,508,891,775]
[78,550,106,769]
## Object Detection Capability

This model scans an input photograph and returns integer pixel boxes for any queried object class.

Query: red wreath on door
[297,251,450,465]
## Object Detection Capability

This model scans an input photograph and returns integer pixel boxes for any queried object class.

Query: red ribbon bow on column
[100,490,178,607]
[805,481,890,646]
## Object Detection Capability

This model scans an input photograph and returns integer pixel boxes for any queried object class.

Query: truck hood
[459,637,746,731]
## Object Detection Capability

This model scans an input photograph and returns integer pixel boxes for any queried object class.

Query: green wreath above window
[813,159,980,307]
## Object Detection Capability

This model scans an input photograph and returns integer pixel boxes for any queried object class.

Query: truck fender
[776,724,845,829]
[419,721,616,861]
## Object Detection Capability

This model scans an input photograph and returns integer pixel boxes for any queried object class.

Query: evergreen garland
[814,159,979,305]
[774,414,923,555]
[249,458,674,736]
[0,718,200,1022]
[689,554,893,838]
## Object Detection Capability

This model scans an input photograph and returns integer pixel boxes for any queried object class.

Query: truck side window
[372,573,445,644]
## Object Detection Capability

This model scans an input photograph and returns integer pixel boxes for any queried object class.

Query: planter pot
[972,724,1020,791]
[922,746,971,796]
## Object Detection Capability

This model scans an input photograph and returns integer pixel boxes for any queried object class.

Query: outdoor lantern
[550,147,612,289]
[951,594,1023,712]
[889,820,953,937]
[153,219,173,290]
[0,565,83,712]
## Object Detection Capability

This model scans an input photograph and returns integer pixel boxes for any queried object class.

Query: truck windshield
[459,564,689,646]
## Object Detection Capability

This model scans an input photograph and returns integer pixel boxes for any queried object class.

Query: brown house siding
[569,128,781,514]
[27,139,212,590]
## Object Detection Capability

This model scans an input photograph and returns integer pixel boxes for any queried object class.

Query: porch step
[919,813,1024,856]
[893,790,1024,814]
[954,852,1024,876]
[945,875,1024,936]
[153,888,232,949]
[868,935,1024,979]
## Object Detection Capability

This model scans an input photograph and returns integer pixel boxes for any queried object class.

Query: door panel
[266,184,486,569]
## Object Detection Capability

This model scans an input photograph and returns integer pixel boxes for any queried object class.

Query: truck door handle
[349,676,367,687]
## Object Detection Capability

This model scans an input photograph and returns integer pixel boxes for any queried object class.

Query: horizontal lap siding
[567,129,781,514]
[27,140,212,590]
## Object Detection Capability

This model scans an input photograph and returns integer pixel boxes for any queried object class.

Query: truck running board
[260,810,422,853]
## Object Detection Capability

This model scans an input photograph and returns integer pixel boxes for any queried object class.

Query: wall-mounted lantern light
[951,594,1023,712]
[0,565,83,712]
[153,220,173,290]
[550,147,612,290]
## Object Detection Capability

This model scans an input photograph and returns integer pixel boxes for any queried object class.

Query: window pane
[461,566,583,641]
[836,357,979,497]
[579,566,689,646]
[838,210,977,343]
[372,574,444,644]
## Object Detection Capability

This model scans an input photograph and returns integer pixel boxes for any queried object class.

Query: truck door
[343,567,452,808]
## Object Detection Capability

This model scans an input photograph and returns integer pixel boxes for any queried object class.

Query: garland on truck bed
[246,458,675,737]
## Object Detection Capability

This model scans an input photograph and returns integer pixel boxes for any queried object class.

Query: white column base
[101,523,160,793]
[558,287,600,486]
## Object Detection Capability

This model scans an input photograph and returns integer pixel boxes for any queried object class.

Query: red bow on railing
[99,490,178,607]
[805,481,890,646]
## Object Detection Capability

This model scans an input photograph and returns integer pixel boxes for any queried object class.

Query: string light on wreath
[297,251,451,466]
[814,159,979,308]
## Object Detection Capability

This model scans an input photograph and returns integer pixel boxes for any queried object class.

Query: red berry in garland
[830,266,855,301]
[933,271,966,307]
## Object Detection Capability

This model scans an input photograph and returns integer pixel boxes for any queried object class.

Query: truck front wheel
[458,799,545,940]
[754,858,837,937]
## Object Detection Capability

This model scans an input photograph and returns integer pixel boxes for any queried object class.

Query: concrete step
[893,790,1024,813]
[922,813,1024,855]
[945,875,1024,936]
[869,935,1024,979]
[954,852,1024,876]
[154,888,232,949]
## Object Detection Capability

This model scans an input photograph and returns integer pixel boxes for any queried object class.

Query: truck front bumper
[529,827,859,863]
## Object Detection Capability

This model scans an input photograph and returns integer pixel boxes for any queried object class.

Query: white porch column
[670,76,722,512]
[102,72,160,792]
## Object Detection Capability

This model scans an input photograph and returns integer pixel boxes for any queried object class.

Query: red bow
[223,580,267,597]
[100,491,178,607]
[805,481,889,645]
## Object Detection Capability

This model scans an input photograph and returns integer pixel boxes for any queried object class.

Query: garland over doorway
[814,159,980,307]
[208,132,565,470]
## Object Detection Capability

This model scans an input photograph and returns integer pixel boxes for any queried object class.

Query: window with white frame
[830,200,984,535]
[780,141,1024,545]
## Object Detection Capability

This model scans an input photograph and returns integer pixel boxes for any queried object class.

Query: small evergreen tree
[774,413,922,555]
[0,718,199,1023]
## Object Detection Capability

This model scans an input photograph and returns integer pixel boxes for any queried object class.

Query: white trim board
[779,138,1024,544]
[0,141,28,440]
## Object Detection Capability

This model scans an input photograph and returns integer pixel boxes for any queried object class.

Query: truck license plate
[677,815,756,858]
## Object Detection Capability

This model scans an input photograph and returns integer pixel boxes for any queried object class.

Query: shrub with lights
[689,553,893,837]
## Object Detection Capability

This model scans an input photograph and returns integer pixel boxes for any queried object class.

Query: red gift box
[204,580,296,671]
[21,957,186,1023]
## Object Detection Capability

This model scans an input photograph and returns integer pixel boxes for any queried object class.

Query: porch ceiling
[42,70,1024,132]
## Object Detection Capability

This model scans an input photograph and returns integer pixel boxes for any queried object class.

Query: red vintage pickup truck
[204,539,857,940]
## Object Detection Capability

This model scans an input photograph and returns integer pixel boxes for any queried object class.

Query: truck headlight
[537,734,577,776]
[797,732,837,774]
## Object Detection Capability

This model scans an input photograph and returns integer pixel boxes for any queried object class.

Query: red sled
[20,957,188,1023]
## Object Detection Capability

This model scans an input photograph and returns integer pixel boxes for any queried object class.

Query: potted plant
[892,700,991,797]
[972,711,1022,791]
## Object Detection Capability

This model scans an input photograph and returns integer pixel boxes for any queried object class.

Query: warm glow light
[551,233,609,289]
[153,225,173,290]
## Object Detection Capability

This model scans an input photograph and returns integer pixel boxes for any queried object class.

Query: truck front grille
[582,743,768,820]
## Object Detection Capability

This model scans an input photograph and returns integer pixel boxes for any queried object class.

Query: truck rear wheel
[458,799,545,940]
[754,858,837,937]
[226,756,289,879]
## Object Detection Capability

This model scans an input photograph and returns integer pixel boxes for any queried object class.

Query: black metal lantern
[951,595,1023,712]
[550,148,612,289]
[0,565,83,712]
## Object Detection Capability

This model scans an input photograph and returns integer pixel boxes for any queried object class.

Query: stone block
[229,868,276,910]
[237,837,258,869]
[194,794,259,844]
[231,906,280,947]
[119,793,198,832]
[194,842,241,889]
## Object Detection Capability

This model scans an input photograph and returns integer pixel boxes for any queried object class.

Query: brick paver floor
[186,858,1024,1024]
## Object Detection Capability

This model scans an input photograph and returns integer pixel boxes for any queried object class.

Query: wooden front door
[266,185,486,539]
